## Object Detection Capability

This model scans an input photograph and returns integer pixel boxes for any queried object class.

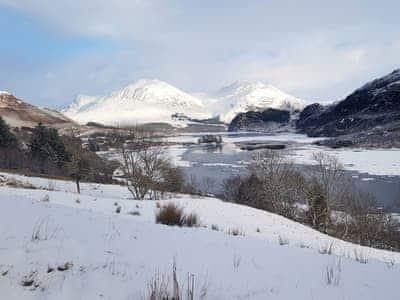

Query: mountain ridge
[296,68,400,138]
[63,79,306,126]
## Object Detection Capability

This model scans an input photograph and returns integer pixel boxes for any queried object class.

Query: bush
[155,203,199,227]
[221,150,400,251]
[183,213,198,227]
[146,259,197,300]
[156,203,185,226]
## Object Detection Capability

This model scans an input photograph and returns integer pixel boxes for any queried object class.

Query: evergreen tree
[29,123,71,167]
[0,117,17,148]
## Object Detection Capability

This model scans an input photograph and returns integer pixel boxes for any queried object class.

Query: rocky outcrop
[296,69,400,137]
[228,108,290,132]
[0,92,75,128]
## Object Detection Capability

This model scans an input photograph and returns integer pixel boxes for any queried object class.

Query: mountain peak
[63,79,211,126]
[211,81,306,123]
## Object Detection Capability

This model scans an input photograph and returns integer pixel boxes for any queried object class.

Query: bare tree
[119,127,176,200]
[306,179,329,231]
[65,135,91,194]
[311,152,344,206]
[247,150,306,217]
[307,152,345,230]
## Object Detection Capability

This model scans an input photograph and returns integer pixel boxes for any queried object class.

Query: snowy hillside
[62,80,307,127]
[211,81,306,123]
[62,80,212,127]
[1,172,400,299]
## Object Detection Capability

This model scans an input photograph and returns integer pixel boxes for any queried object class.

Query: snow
[61,94,99,115]
[289,145,400,176]
[1,172,400,299]
[0,90,11,95]
[209,81,307,123]
[62,80,212,126]
[164,132,324,144]
[357,69,400,92]
[62,80,307,126]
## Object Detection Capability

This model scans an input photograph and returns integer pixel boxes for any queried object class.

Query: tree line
[222,150,400,251]
[0,117,117,193]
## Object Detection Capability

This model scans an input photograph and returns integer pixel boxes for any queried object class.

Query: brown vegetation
[222,150,400,251]
[155,203,199,227]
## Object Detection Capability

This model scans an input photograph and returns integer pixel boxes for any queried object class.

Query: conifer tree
[29,123,71,168]
[0,117,17,148]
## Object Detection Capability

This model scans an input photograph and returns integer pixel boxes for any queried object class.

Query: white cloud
[0,0,399,106]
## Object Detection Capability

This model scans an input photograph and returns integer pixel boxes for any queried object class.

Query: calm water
[175,137,400,209]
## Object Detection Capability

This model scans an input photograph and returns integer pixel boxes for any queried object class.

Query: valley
[97,132,400,209]
[2,3,400,299]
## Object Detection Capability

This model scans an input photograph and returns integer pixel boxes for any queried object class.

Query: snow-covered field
[1,172,400,299]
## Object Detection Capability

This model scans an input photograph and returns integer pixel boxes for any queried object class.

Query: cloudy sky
[0,0,399,108]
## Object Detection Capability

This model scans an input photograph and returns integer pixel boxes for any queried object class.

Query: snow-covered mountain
[210,81,306,123]
[62,80,212,126]
[63,79,307,127]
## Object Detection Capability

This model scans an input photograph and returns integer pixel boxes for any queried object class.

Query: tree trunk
[76,178,80,194]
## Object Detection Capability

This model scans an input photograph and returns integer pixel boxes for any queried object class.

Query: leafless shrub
[183,213,199,227]
[156,203,199,227]
[181,175,202,196]
[156,203,185,226]
[319,242,334,255]
[228,228,245,236]
[385,258,396,268]
[145,259,197,300]
[299,243,308,249]
[326,258,341,286]
[211,224,219,231]
[222,150,400,252]
[221,175,243,202]
[278,235,289,246]
[119,128,182,200]
[306,180,329,232]
[354,248,368,264]
[223,150,306,219]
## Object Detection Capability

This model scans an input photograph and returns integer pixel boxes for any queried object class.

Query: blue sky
[0,0,399,108]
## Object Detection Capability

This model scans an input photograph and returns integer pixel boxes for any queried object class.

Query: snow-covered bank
[290,145,400,176]
[164,133,400,176]
[1,172,400,299]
